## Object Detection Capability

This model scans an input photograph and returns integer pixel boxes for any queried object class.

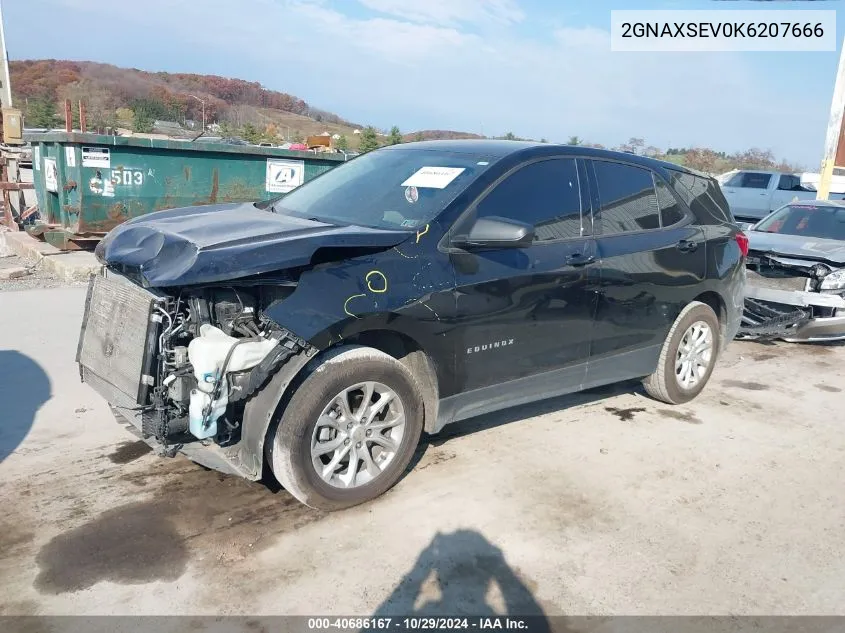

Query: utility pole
[0,0,13,108]
[817,36,845,201]
[188,94,206,131]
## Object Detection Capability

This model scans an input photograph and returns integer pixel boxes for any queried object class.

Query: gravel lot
[0,252,87,291]
[1,286,843,619]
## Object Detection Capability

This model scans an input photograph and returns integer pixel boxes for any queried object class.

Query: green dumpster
[24,132,347,245]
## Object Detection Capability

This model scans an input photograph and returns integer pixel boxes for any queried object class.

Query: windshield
[271,148,497,230]
[755,204,845,241]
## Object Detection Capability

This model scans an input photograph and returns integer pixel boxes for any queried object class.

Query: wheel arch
[341,329,441,433]
[692,290,728,352]
[240,327,442,482]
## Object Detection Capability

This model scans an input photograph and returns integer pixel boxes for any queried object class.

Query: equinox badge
[467,339,514,355]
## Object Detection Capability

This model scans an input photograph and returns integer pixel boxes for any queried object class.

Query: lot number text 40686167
[307,616,531,631]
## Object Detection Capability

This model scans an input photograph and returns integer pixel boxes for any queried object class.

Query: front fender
[237,347,316,480]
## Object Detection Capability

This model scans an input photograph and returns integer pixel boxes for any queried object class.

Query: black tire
[269,345,424,511]
[643,301,721,405]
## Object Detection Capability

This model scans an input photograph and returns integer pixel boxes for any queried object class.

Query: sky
[4,0,843,167]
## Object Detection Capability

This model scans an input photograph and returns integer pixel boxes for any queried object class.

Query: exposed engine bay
[77,271,311,454]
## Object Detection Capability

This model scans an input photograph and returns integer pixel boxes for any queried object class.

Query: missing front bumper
[739,285,845,342]
[110,405,257,479]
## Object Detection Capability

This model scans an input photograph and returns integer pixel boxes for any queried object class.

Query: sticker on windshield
[404,185,419,204]
[401,166,465,189]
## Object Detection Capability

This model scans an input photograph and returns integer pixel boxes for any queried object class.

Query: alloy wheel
[675,321,713,390]
[310,381,406,488]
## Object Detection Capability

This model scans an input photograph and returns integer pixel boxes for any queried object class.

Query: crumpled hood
[747,231,845,267]
[95,202,410,287]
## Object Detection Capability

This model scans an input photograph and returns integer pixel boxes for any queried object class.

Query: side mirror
[452,216,534,250]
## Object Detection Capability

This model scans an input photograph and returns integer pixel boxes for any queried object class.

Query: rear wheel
[643,301,720,405]
[269,345,424,511]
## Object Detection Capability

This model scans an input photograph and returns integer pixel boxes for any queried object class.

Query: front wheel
[269,345,424,511]
[643,301,720,405]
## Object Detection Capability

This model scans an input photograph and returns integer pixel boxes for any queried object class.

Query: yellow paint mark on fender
[366,270,388,293]
[416,224,430,243]
[343,294,366,318]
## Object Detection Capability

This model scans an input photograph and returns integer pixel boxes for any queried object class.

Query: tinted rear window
[655,178,685,227]
[592,161,661,234]
[670,170,734,224]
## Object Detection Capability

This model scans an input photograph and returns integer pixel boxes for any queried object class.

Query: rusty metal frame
[1,155,35,231]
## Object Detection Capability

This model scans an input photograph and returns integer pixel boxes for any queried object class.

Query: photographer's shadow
[0,350,50,462]
[371,529,551,630]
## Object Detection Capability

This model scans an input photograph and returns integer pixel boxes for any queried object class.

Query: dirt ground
[0,252,86,291]
[1,286,844,619]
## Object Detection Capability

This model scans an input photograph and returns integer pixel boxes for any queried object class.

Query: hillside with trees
[11,59,362,142]
[11,60,806,170]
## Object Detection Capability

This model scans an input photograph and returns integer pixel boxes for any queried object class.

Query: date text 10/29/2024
[307,617,534,631]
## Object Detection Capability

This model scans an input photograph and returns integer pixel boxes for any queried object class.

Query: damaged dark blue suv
[78,140,746,510]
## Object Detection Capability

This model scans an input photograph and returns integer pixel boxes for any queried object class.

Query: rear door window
[671,171,734,223]
[591,160,661,234]
[655,178,686,227]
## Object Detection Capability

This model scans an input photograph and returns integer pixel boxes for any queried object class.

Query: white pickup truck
[717,170,845,221]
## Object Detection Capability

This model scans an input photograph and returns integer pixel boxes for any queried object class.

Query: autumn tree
[617,137,645,154]
[59,79,117,132]
[359,126,380,152]
[628,137,645,154]
[264,123,279,142]
[683,148,719,173]
[730,148,776,170]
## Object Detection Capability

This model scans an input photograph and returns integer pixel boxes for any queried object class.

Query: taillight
[735,231,749,258]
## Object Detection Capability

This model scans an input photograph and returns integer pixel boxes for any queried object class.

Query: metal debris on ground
[737,298,811,340]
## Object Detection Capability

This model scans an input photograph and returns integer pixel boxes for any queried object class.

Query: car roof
[381,139,703,176]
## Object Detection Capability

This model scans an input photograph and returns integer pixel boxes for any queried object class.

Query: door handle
[565,252,596,266]
[676,239,699,253]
